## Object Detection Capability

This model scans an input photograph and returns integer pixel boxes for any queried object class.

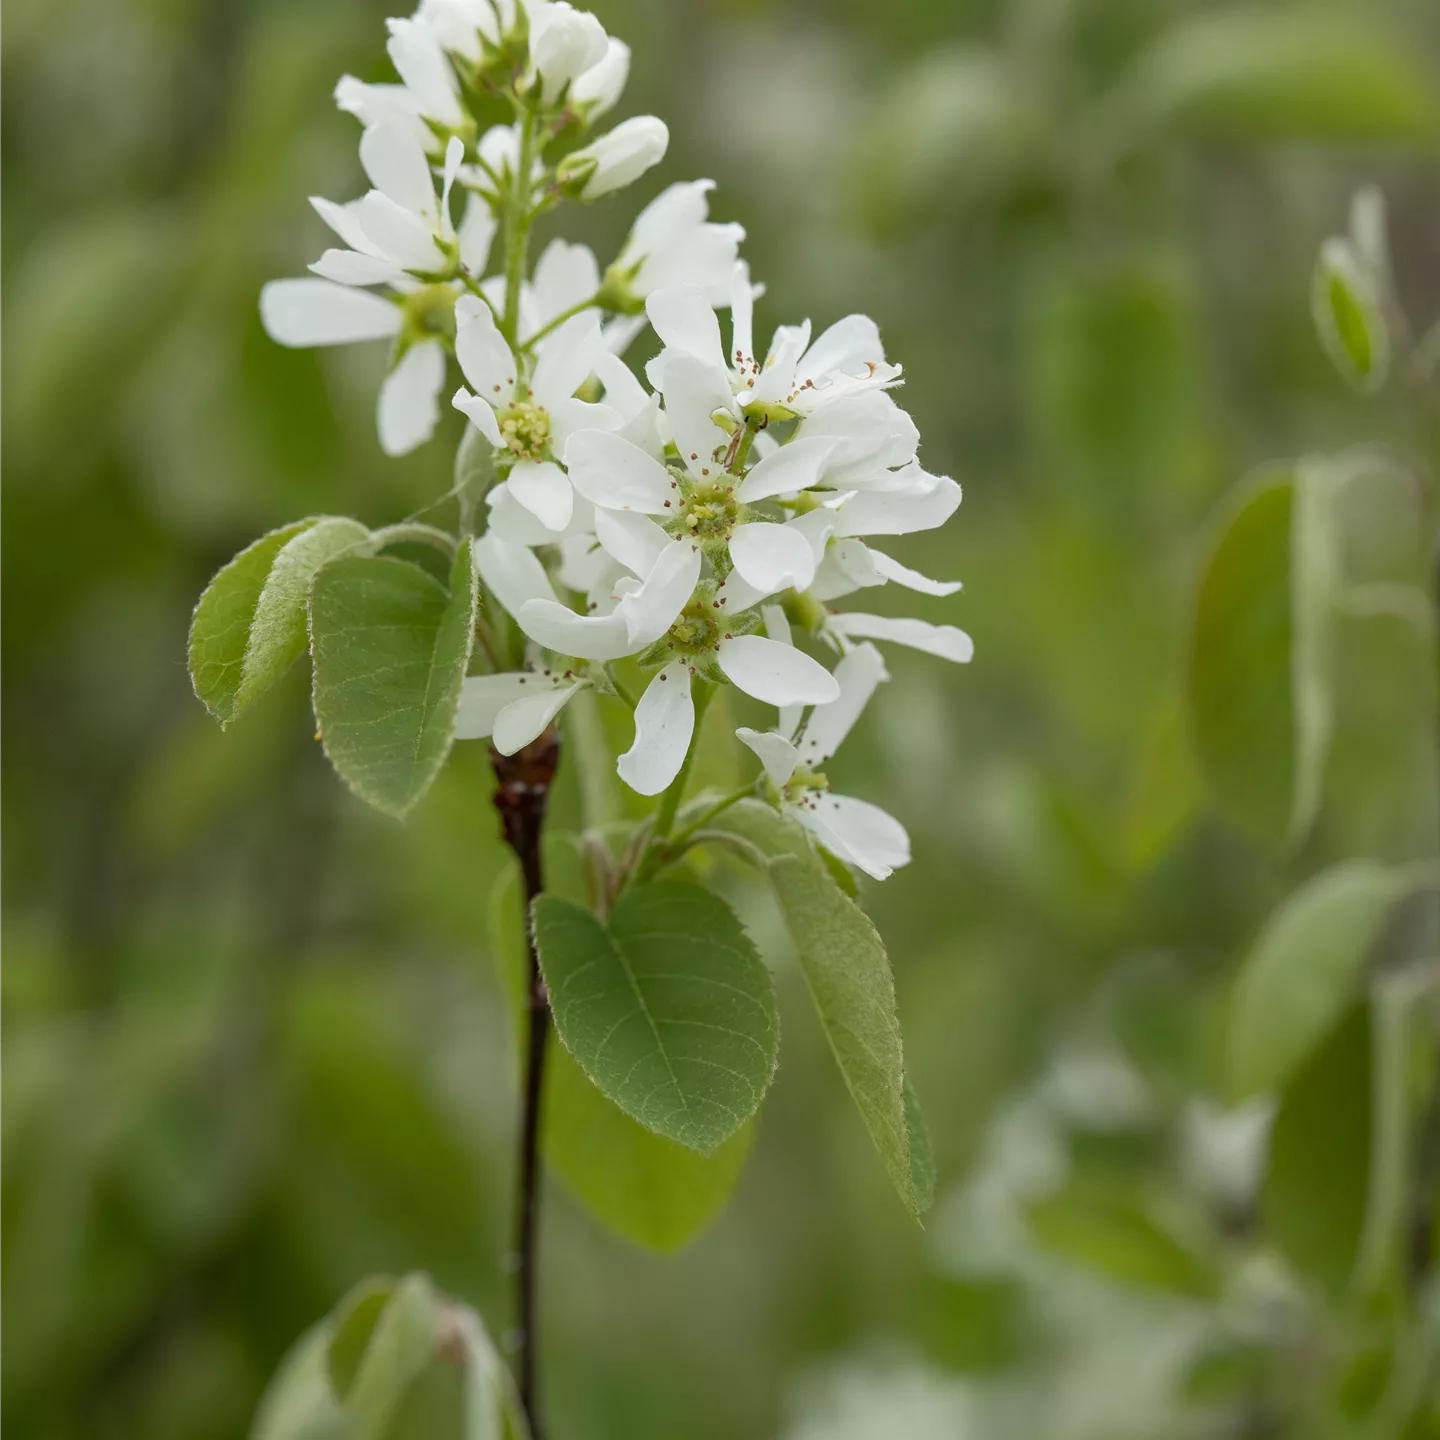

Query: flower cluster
[260,0,970,880]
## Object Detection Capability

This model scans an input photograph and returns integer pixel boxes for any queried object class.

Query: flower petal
[385,17,464,125]
[493,681,585,755]
[735,436,840,502]
[259,279,400,346]
[548,396,621,450]
[728,521,817,597]
[617,664,694,795]
[456,671,578,741]
[594,508,671,578]
[827,612,973,663]
[458,193,497,275]
[309,248,408,287]
[507,460,574,532]
[650,349,734,474]
[615,539,700,647]
[355,190,445,271]
[564,430,674,513]
[472,532,558,615]
[793,793,910,880]
[452,386,503,447]
[830,467,962,537]
[310,196,385,256]
[645,285,726,370]
[454,294,516,402]
[532,310,605,408]
[717,634,839,706]
[735,727,800,787]
[796,643,887,767]
[867,548,963,596]
[360,117,438,220]
[377,341,445,456]
[516,600,634,660]
[529,239,601,336]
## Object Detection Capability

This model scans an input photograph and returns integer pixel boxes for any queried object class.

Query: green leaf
[1312,238,1390,394]
[1122,14,1440,144]
[309,546,477,818]
[252,1274,524,1440]
[1121,688,1201,872]
[533,881,779,1155]
[903,1075,936,1218]
[327,1279,395,1403]
[1263,1005,1373,1299]
[1288,459,1344,845]
[1026,1185,1217,1299]
[251,1322,352,1440]
[1186,472,1295,847]
[1229,860,1401,1102]
[489,846,753,1252]
[770,851,918,1216]
[705,799,924,1218]
[190,517,373,725]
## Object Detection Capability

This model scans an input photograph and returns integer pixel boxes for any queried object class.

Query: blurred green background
[5,0,1440,1436]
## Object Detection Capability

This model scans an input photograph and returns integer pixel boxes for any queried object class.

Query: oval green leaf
[1186,472,1295,847]
[1228,859,1400,1101]
[309,547,477,818]
[1262,1005,1373,1300]
[532,881,779,1155]
[705,798,925,1219]
[1312,238,1390,394]
[490,847,753,1253]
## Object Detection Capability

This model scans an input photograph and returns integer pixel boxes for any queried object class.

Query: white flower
[571,36,630,115]
[259,129,494,457]
[826,611,974,664]
[334,75,434,153]
[648,267,903,421]
[564,348,843,607]
[527,1,608,105]
[611,180,746,305]
[560,115,669,200]
[307,127,481,288]
[736,640,911,880]
[452,296,618,530]
[416,0,515,60]
[385,16,466,129]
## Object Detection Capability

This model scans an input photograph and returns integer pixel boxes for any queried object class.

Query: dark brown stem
[490,727,560,1440]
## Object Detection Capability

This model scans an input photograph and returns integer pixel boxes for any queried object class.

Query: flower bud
[557,115,668,200]
[528,2,608,105]
[571,37,630,117]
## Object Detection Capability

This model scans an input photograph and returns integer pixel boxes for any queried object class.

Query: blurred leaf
[533,881,778,1155]
[253,1275,522,1440]
[854,45,1025,228]
[327,1280,395,1403]
[4,207,185,476]
[1186,471,1295,847]
[1228,859,1400,1102]
[1028,250,1202,510]
[251,1322,351,1440]
[190,517,370,726]
[490,848,753,1252]
[1120,14,1440,143]
[1312,238,1390,394]
[1026,1183,1216,1298]
[708,799,924,1218]
[1289,457,1344,844]
[345,1274,442,1437]
[1262,1004,1373,1299]
[309,547,476,818]
[1121,688,1201,871]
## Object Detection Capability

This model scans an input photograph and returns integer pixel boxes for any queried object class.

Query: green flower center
[667,479,738,544]
[400,284,459,344]
[498,400,551,462]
